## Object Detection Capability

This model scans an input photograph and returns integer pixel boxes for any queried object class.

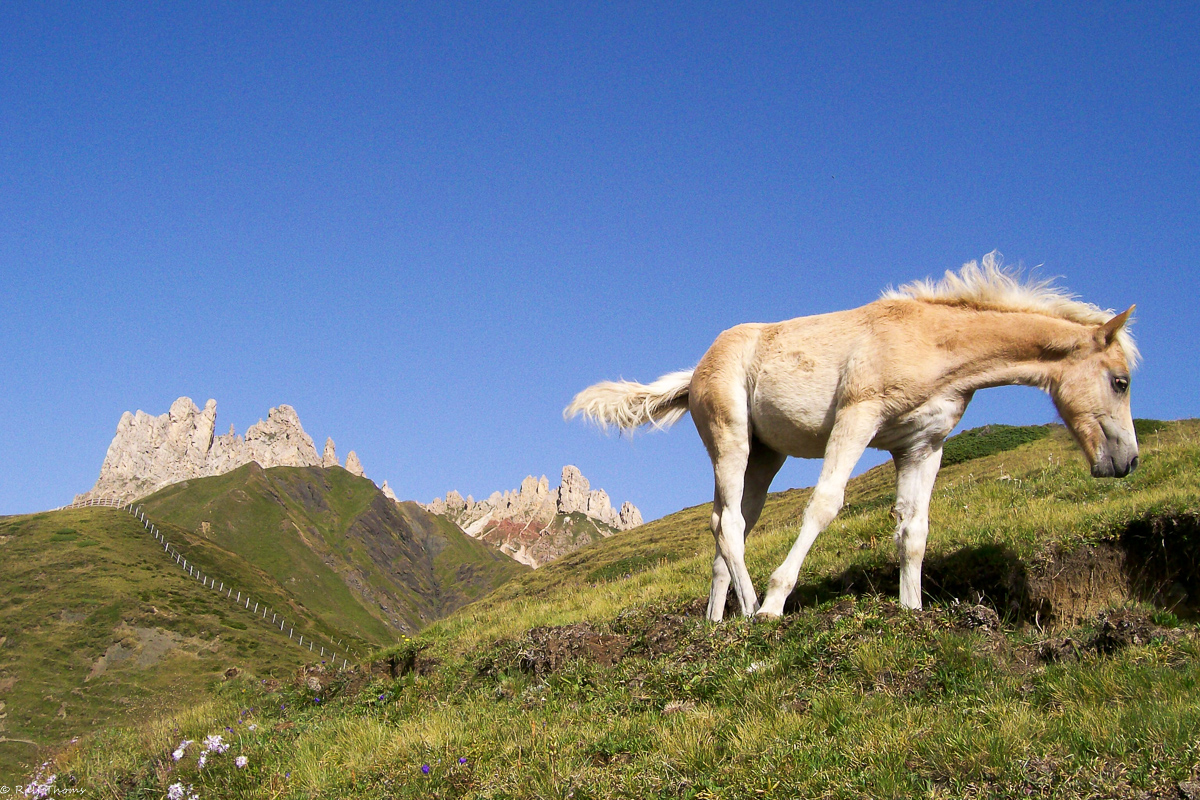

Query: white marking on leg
[894,446,943,610]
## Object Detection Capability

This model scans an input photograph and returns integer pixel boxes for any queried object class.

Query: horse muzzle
[1091,451,1139,478]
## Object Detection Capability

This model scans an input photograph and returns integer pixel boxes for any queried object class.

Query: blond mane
[883,251,1139,366]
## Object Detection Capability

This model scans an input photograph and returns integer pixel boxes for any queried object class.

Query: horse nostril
[1130,456,1139,472]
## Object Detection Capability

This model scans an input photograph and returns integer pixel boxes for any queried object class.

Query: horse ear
[1098,305,1135,346]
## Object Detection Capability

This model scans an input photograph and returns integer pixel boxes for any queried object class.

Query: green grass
[940,423,1053,466]
[0,465,526,783]
[0,508,326,781]
[30,420,1200,797]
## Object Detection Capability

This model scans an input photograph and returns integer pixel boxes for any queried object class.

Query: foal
[566,256,1139,621]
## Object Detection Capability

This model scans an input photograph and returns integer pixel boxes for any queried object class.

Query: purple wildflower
[203,734,229,753]
[421,764,431,775]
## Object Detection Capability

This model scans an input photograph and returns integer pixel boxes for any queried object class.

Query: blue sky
[2,2,1197,519]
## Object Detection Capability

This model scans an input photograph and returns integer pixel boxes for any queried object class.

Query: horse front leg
[758,405,880,617]
[893,445,943,610]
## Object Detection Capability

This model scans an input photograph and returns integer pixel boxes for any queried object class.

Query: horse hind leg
[743,439,787,534]
[706,529,733,622]
[706,441,787,622]
[709,443,758,619]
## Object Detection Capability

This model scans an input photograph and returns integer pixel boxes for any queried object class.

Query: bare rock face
[77,398,322,504]
[424,465,642,568]
[619,501,644,529]
[345,451,365,478]
[322,438,339,468]
[557,465,591,514]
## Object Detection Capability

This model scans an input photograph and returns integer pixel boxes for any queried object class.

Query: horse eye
[1111,376,1129,395]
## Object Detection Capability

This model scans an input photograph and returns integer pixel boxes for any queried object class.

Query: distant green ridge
[141,464,527,638]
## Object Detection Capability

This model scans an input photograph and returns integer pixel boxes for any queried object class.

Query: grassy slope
[38,421,1200,798]
[0,508,323,781]
[411,506,531,608]
[143,465,527,638]
[143,464,398,644]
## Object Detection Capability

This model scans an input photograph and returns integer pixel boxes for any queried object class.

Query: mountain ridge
[425,465,643,567]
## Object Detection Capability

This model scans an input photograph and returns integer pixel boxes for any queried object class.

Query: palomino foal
[566,257,1139,621]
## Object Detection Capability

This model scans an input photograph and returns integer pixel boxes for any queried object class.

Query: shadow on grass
[778,511,1200,625]
[782,543,1031,620]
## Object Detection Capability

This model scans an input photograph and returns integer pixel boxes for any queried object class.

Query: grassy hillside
[31,421,1200,798]
[143,464,528,637]
[0,507,323,781]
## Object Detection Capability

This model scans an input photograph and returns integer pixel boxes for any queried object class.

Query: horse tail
[564,369,694,432]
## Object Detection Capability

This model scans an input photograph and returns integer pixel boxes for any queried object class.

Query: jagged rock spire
[77,398,324,504]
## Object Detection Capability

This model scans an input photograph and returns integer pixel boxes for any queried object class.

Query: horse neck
[930,306,1087,394]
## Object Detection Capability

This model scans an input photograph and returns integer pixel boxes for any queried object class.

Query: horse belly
[750,374,836,459]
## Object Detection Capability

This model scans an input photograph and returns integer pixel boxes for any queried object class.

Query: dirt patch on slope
[490,600,1184,684]
[1035,608,1185,663]
[86,624,216,680]
[517,623,633,676]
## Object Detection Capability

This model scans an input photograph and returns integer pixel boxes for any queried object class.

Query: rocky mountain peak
[76,397,363,504]
[424,466,643,567]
